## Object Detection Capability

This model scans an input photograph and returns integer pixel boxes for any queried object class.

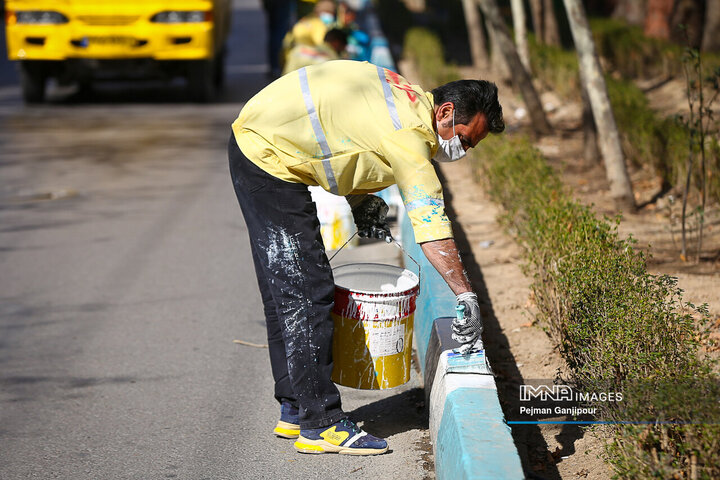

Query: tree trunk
[477,0,552,135]
[529,0,544,41]
[670,0,705,48]
[462,0,489,69]
[510,0,531,71]
[702,0,720,51]
[542,0,561,45]
[644,0,674,40]
[489,23,512,81]
[581,83,601,165]
[612,0,646,26]
[563,0,636,211]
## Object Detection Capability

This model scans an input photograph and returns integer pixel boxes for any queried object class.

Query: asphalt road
[0,1,431,478]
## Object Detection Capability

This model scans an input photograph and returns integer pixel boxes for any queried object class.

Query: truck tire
[214,47,227,90]
[20,62,48,104]
[186,60,215,103]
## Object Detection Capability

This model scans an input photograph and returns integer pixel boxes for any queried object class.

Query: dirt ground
[437,65,719,479]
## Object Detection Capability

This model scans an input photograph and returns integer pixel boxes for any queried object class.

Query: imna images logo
[519,384,623,402]
[520,384,573,402]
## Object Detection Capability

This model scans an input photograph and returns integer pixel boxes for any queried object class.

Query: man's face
[435,102,490,151]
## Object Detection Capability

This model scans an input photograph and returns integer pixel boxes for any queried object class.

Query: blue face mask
[319,12,335,25]
[433,110,467,163]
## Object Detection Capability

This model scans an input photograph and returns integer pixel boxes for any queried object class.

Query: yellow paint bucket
[331,263,420,389]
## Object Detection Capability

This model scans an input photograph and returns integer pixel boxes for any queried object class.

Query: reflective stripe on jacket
[231,60,452,243]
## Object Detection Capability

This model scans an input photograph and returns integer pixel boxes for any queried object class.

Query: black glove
[452,292,483,352]
[350,195,392,242]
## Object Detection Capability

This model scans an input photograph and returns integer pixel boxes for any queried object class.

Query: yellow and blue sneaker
[273,402,300,439]
[293,418,388,455]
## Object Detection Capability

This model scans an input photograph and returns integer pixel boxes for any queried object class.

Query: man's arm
[420,238,472,295]
[421,237,483,351]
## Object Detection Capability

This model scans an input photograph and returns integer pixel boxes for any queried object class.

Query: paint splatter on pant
[228,133,345,429]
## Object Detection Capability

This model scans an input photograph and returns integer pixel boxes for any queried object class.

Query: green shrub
[605,76,662,170]
[527,33,580,100]
[403,27,460,87]
[590,17,720,81]
[604,76,693,190]
[590,18,684,79]
[472,135,719,479]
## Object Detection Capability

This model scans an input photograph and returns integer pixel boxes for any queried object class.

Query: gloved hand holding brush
[452,292,483,353]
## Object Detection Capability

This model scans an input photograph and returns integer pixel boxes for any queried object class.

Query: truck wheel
[20,62,47,104]
[214,48,226,90]
[186,60,215,103]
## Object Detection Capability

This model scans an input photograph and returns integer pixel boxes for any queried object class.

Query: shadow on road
[346,387,427,438]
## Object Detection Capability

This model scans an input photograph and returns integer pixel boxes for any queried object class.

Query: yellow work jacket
[231,60,452,243]
[290,15,328,47]
[282,44,337,75]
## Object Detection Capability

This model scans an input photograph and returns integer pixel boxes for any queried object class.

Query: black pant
[228,133,344,429]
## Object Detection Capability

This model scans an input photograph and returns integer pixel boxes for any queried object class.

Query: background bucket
[331,263,419,389]
[310,186,358,250]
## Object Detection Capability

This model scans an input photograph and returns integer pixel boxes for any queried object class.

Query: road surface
[0,1,431,478]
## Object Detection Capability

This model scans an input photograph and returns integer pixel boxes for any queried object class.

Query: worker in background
[336,2,370,62]
[281,0,336,66]
[228,60,504,455]
[282,28,347,75]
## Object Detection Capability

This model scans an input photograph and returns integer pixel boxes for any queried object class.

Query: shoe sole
[294,437,388,456]
[274,420,300,439]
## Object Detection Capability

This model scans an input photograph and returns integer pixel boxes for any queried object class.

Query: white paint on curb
[429,351,497,441]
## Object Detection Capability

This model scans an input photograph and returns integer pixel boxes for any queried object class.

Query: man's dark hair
[431,80,505,134]
[324,28,348,47]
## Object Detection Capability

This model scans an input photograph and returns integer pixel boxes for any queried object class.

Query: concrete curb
[400,213,524,480]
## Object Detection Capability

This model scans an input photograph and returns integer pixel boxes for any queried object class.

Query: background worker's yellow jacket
[232,60,452,243]
[288,15,328,48]
[282,44,338,76]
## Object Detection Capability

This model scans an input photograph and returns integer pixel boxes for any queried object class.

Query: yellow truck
[4,0,231,102]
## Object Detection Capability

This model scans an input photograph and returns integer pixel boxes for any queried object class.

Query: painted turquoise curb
[437,389,525,480]
[400,212,524,480]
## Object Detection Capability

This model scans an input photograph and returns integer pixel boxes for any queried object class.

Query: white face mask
[319,12,335,25]
[433,110,467,163]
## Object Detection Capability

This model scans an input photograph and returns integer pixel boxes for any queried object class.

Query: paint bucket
[331,263,420,389]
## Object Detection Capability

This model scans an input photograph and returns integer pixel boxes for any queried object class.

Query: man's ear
[435,102,454,122]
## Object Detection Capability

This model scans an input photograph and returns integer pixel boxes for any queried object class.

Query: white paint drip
[341,293,415,322]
